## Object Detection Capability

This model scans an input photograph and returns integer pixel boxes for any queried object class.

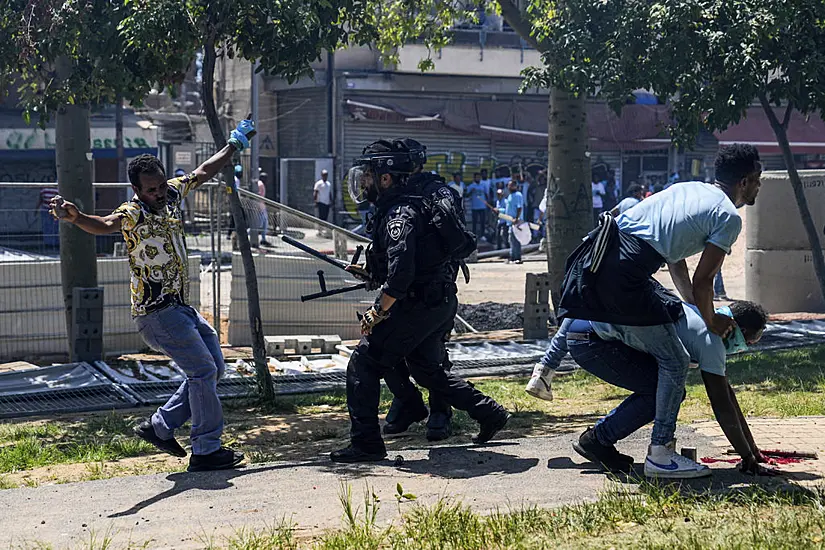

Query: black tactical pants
[346,293,503,454]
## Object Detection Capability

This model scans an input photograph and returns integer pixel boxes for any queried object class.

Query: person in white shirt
[313,169,332,221]
[591,179,607,227]
[257,172,271,246]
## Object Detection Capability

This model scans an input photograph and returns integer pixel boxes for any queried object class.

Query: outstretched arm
[49,197,122,235]
[193,145,236,186]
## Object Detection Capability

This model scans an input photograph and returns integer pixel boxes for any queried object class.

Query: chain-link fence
[0,179,375,363]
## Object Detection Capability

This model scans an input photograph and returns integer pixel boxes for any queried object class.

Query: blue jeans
[134,304,225,455]
[714,270,726,296]
[567,334,685,445]
[540,318,573,369]
[509,226,522,261]
[590,322,690,445]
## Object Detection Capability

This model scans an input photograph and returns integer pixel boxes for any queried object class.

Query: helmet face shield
[347,163,374,204]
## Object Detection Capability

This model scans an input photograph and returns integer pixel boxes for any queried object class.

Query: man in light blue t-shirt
[466,173,489,240]
[557,144,763,479]
[557,300,777,478]
[500,180,525,263]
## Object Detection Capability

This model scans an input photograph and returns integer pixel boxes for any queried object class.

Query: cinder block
[295,337,313,355]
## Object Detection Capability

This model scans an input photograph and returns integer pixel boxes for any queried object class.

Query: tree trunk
[202,40,275,405]
[544,89,591,310]
[55,57,98,360]
[760,98,825,303]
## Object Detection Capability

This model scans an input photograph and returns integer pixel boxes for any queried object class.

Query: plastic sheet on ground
[2,318,825,418]
[0,362,138,418]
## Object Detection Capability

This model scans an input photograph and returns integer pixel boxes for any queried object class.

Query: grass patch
[0,413,153,474]
[209,482,825,549]
[3,345,824,484]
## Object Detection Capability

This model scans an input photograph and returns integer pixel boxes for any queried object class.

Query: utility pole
[115,96,126,182]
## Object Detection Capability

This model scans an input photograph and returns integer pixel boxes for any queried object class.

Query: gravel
[456,302,525,332]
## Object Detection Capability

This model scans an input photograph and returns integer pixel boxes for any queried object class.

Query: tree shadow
[107,459,327,519]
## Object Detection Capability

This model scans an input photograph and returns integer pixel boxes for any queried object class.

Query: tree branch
[782,100,794,130]
[497,0,543,52]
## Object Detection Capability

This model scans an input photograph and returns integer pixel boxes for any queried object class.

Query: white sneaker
[525,363,554,401]
[644,444,711,479]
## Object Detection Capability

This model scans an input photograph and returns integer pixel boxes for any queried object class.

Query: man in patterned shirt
[50,119,256,472]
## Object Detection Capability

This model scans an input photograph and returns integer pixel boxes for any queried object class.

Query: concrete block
[525,273,551,305]
[747,171,825,250]
[265,334,344,356]
[746,249,825,313]
[313,335,342,353]
[231,321,361,347]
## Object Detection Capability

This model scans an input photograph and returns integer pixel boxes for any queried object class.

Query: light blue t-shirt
[495,197,508,225]
[504,191,524,223]
[614,197,640,215]
[592,303,727,376]
[466,182,488,211]
[616,182,742,264]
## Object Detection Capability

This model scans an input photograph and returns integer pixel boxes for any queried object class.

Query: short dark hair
[128,154,165,189]
[627,183,643,197]
[729,300,768,339]
[715,144,761,186]
[473,172,481,177]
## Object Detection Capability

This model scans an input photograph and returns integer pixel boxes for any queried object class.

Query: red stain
[700,456,806,465]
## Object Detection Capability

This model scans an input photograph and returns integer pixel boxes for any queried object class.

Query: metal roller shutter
[277,88,328,158]
[343,119,492,177]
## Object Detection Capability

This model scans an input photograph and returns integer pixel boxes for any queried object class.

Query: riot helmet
[347,139,416,204]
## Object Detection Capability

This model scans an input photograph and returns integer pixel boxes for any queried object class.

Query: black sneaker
[554,362,580,375]
[187,447,245,472]
[133,420,187,458]
[383,403,429,437]
[330,446,387,463]
[425,411,453,442]
[472,410,511,444]
[572,428,633,473]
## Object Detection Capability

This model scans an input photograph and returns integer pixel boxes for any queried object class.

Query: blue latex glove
[228,119,255,151]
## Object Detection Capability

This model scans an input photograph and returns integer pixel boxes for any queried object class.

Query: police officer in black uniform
[330,139,510,463]
[382,138,458,442]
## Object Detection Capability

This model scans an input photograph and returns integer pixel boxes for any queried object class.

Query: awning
[345,97,672,151]
[715,107,825,155]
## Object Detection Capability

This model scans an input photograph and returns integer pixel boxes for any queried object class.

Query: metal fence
[0,180,373,363]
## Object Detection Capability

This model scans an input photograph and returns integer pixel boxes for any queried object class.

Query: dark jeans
[496,223,509,250]
[714,270,726,296]
[346,294,503,453]
[317,202,330,221]
[568,334,685,446]
[471,209,486,239]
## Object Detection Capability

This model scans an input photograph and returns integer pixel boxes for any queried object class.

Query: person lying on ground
[533,298,777,478]
[557,144,763,479]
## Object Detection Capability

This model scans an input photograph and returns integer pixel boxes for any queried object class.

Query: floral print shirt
[114,172,198,316]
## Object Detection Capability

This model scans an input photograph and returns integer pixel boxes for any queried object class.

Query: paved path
[2,423,822,549]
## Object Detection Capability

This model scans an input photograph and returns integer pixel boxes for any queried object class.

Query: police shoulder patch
[387,217,407,241]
